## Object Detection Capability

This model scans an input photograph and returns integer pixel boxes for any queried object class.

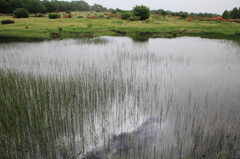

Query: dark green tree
[58,1,70,11]
[161,10,167,18]
[180,13,187,19]
[91,3,103,11]
[229,7,238,19]
[0,0,8,13]
[222,10,229,19]
[132,5,150,20]
[77,1,90,11]
[238,8,240,18]
[4,0,23,13]
[43,0,59,12]
[22,0,46,16]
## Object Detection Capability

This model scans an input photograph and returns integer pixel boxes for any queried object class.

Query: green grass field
[0,11,240,39]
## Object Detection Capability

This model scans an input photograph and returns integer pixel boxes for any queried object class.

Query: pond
[0,36,240,159]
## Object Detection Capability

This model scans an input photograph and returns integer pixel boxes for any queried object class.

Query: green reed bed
[0,42,240,159]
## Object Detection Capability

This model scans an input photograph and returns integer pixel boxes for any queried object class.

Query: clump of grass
[87,23,92,28]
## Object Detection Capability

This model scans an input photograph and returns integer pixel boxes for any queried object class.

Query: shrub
[58,26,62,31]
[78,16,84,18]
[1,19,15,24]
[128,15,140,21]
[62,14,72,18]
[234,20,240,23]
[121,12,131,20]
[37,14,45,17]
[111,10,116,14]
[48,13,61,19]
[180,14,187,19]
[65,10,71,14]
[87,23,92,28]
[99,14,104,18]
[13,8,29,18]
[105,17,110,19]
[132,5,150,20]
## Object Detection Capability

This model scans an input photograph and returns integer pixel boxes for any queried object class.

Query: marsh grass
[0,11,239,38]
[0,38,240,159]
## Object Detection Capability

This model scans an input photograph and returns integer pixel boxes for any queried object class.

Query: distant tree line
[222,7,240,19]
[151,9,218,18]
[0,0,108,16]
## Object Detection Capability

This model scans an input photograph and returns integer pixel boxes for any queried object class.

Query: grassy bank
[0,11,240,39]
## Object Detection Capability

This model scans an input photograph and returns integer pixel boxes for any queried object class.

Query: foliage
[91,3,106,11]
[62,14,72,18]
[37,14,45,17]
[87,23,92,28]
[121,12,131,20]
[1,19,15,24]
[161,11,167,17]
[221,7,240,20]
[48,13,61,19]
[22,0,46,17]
[229,7,239,19]
[180,13,187,19]
[222,10,229,19]
[13,8,29,18]
[132,5,150,20]
[65,10,71,14]
[128,15,140,21]
[69,1,90,11]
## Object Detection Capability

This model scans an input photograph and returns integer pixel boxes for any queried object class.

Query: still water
[0,36,240,159]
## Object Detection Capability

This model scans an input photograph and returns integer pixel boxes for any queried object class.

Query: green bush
[121,12,131,20]
[1,19,15,24]
[180,14,187,19]
[132,5,150,20]
[78,16,84,18]
[87,23,92,28]
[13,8,29,18]
[128,15,140,21]
[48,13,61,19]
[65,10,71,14]
[37,14,45,17]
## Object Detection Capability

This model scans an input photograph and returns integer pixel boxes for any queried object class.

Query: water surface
[0,36,240,159]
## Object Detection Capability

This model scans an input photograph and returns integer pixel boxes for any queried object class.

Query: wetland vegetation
[0,37,240,158]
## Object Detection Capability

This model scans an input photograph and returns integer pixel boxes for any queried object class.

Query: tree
[161,10,167,18]
[222,10,229,19]
[22,0,46,16]
[132,5,150,20]
[4,0,23,13]
[229,7,238,19]
[180,13,187,19]
[0,0,8,13]
[238,8,240,19]
[91,3,104,11]
[13,8,29,18]
[58,1,70,11]
[43,0,59,12]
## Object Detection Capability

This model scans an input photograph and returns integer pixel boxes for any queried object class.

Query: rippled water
[0,36,240,159]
